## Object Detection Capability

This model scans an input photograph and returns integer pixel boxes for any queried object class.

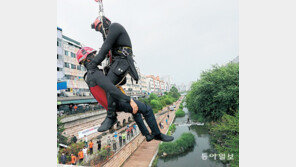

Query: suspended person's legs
[97,92,118,132]
[117,100,174,142]
[97,70,126,132]
[132,113,154,141]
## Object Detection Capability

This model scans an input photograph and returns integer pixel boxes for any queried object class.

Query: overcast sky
[57,0,238,85]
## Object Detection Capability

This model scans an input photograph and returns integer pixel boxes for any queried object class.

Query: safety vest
[78,151,84,159]
[122,133,126,139]
[89,142,93,148]
[71,155,76,163]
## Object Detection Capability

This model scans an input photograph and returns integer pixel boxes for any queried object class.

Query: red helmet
[76,47,96,64]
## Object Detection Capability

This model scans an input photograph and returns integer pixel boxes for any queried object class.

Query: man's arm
[92,23,122,66]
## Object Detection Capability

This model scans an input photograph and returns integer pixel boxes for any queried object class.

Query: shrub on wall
[58,142,85,163]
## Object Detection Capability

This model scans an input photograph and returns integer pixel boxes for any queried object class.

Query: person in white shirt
[84,135,88,147]
[83,146,88,162]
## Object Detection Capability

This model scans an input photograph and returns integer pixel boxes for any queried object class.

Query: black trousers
[105,59,128,118]
[104,60,161,136]
[117,100,161,136]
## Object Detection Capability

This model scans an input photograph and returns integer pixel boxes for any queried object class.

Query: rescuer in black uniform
[76,47,174,142]
[90,16,139,132]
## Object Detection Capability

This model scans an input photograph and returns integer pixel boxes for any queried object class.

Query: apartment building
[57,27,91,97]
[57,27,64,81]
[62,35,90,96]
[146,75,169,95]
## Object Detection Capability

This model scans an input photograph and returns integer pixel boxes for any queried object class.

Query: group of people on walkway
[59,138,94,165]
[159,114,170,129]
[59,124,139,165]
[107,124,138,152]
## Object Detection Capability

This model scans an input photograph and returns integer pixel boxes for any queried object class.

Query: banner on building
[78,125,100,139]
[57,81,67,90]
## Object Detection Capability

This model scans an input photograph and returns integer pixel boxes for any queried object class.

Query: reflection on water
[157,107,225,167]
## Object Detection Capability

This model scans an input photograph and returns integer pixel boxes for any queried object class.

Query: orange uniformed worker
[89,140,94,154]
[78,149,84,164]
[71,154,77,165]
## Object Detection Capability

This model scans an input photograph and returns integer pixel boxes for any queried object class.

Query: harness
[112,46,133,58]
[112,46,139,85]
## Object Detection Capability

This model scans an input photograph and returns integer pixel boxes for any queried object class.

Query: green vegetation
[97,145,113,161]
[179,103,183,110]
[57,117,68,146]
[151,155,159,167]
[139,86,181,113]
[58,142,85,162]
[209,113,239,167]
[168,123,176,134]
[175,109,185,117]
[158,132,195,157]
[186,63,239,122]
[84,145,113,166]
[186,63,239,167]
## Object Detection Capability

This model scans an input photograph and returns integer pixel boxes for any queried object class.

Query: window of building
[57,67,63,71]
[65,50,68,56]
[64,62,70,68]
[77,65,81,70]
[57,41,60,47]
[71,52,76,58]
[71,64,76,69]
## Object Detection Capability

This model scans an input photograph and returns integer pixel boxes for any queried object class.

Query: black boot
[98,95,118,132]
[145,134,154,142]
[154,133,174,142]
[97,117,118,132]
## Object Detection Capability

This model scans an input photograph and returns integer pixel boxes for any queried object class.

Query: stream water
[156,107,225,167]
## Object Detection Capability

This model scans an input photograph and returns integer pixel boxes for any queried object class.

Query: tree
[186,63,239,122]
[148,93,158,101]
[169,86,181,99]
[57,117,68,146]
[209,113,239,167]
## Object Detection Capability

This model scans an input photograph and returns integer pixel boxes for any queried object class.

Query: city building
[177,83,187,92]
[160,75,172,92]
[57,27,91,97]
[138,73,149,96]
[146,75,169,95]
[62,35,90,97]
[121,68,149,98]
[57,27,64,82]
